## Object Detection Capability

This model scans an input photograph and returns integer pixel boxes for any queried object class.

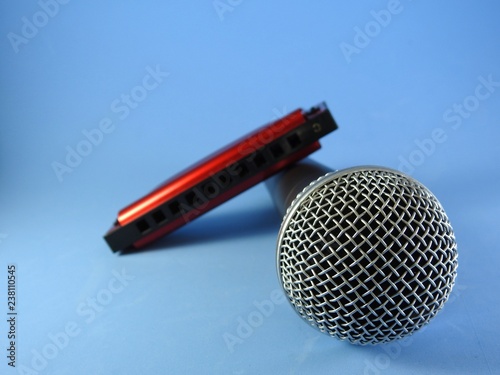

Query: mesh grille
[277,167,458,345]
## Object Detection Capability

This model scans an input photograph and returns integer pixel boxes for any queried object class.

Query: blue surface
[1,1,500,374]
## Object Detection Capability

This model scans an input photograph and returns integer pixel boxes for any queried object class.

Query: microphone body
[265,159,333,216]
[265,159,458,345]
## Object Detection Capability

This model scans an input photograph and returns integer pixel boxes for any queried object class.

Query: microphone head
[277,166,458,345]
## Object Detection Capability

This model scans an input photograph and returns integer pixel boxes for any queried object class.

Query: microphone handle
[265,158,334,216]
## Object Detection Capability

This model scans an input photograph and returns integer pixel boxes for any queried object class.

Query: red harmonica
[104,102,337,251]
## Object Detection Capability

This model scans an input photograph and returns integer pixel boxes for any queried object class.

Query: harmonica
[104,102,337,251]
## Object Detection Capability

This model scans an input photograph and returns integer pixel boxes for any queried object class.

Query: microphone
[265,159,458,345]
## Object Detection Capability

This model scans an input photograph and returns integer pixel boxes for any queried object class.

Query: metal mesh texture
[277,167,458,345]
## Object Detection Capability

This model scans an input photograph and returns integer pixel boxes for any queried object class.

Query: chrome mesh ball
[277,167,458,345]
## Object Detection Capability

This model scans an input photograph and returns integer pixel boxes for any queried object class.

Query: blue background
[1,1,500,374]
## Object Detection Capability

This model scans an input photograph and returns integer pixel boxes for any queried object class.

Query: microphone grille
[277,167,458,345]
